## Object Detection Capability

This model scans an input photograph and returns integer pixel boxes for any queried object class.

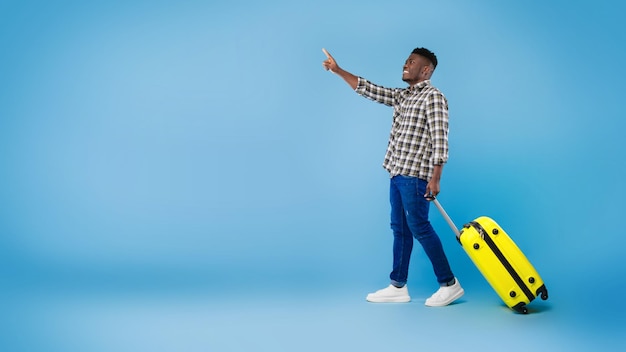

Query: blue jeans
[389,175,455,287]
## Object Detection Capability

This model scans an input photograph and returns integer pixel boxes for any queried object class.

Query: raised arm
[322,48,358,90]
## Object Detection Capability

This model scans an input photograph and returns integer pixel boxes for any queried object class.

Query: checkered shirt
[355,77,449,180]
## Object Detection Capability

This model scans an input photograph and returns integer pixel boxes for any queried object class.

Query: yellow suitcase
[432,198,548,313]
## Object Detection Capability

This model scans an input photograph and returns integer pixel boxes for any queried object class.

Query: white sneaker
[366,284,411,303]
[424,278,464,307]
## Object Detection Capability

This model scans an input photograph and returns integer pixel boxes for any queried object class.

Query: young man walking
[322,47,464,307]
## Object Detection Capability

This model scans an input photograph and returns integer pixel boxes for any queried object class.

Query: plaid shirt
[355,77,449,180]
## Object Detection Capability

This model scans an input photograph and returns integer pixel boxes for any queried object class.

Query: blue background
[1,0,625,351]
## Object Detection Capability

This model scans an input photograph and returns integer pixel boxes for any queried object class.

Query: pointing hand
[322,48,338,73]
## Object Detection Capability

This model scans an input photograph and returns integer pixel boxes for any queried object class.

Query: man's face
[402,54,433,85]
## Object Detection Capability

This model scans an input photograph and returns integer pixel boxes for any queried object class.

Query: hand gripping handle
[430,197,461,240]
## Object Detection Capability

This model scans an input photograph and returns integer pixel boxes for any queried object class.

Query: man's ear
[422,66,433,78]
[425,65,434,78]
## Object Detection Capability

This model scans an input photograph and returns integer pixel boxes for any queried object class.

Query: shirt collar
[408,80,431,91]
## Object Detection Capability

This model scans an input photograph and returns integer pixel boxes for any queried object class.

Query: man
[322,47,464,307]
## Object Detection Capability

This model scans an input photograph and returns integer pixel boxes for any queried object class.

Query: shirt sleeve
[426,91,449,165]
[355,77,399,107]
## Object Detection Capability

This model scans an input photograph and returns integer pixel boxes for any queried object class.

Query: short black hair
[411,47,438,69]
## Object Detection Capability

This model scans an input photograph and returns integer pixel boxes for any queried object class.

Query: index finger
[322,48,332,59]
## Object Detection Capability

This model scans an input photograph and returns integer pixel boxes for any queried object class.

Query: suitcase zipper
[468,221,535,303]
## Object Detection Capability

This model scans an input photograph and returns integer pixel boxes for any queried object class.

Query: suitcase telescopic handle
[429,196,461,240]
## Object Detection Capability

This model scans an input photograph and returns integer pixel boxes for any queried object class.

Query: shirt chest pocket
[395,97,428,133]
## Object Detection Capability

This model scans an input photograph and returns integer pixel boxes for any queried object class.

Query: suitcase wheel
[537,285,549,300]
[512,302,528,314]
